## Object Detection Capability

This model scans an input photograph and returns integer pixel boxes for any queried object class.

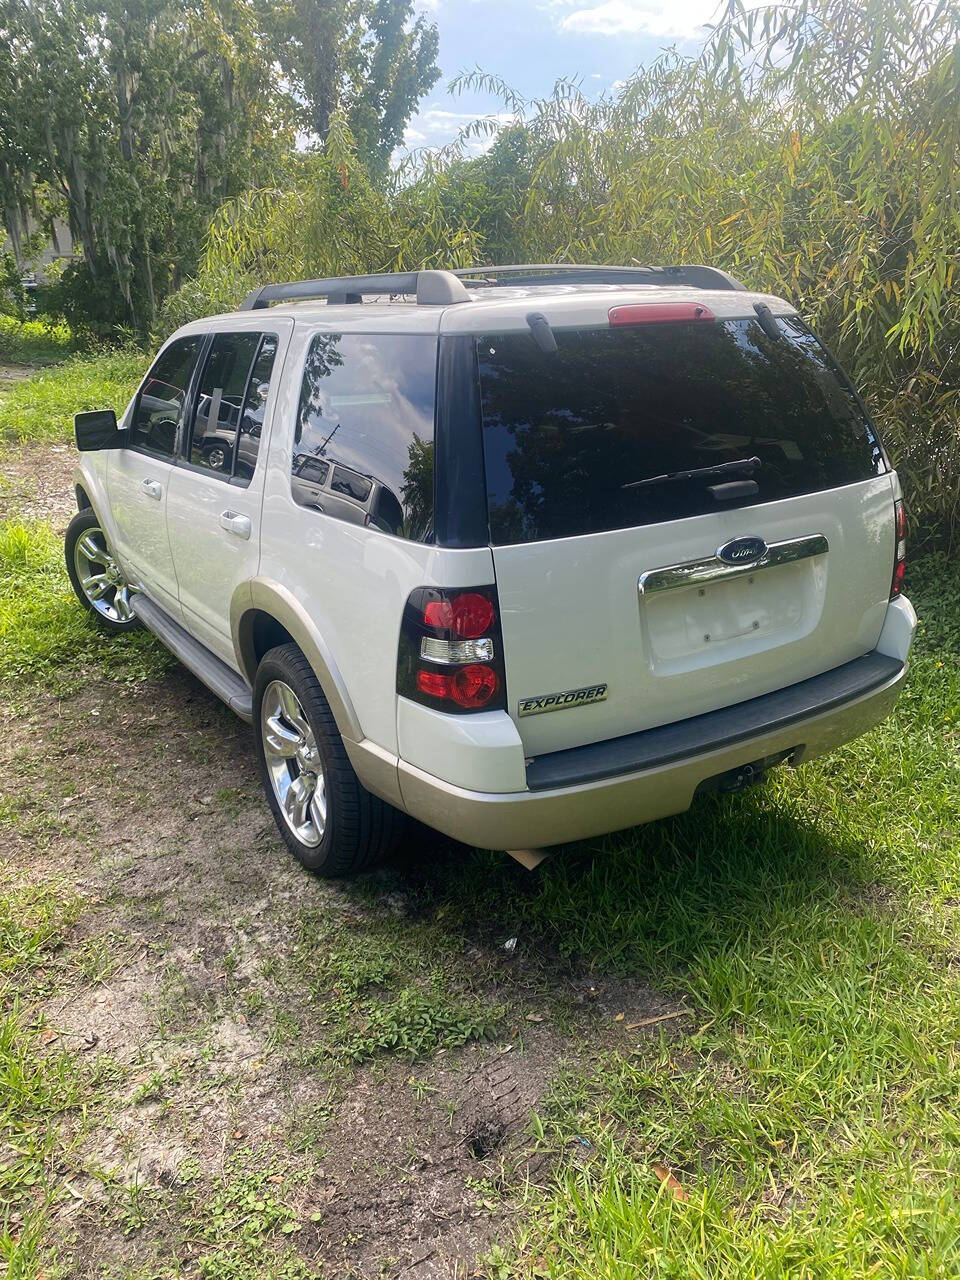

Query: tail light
[609,302,715,325]
[891,499,906,598]
[398,585,506,714]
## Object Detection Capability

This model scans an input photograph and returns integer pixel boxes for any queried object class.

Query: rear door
[108,334,203,615]
[477,310,896,756]
[165,322,291,666]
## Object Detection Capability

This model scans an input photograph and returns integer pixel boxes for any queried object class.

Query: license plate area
[640,560,824,674]
[694,748,797,797]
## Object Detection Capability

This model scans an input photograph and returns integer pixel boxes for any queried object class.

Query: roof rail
[238,269,470,311]
[452,263,747,291]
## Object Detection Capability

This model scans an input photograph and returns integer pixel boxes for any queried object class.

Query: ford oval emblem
[717,535,768,565]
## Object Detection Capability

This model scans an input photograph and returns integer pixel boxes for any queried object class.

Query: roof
[195,283,796,337]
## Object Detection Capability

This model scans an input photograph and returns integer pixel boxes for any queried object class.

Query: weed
[187,1157,312,1280]
[0,517,169,690]
[0,349,146,448]
[0,315,74,366]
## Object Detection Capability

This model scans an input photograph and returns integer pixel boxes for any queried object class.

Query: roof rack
[237,262,747,311]
[238,269,470,310]
[452,263,746,291]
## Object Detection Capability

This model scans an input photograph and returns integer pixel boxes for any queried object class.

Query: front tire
[253,643,405,877]
[64,509,141,632]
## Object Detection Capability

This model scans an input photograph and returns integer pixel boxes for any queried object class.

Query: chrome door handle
[219,510,252,540]
[140,478,163,500]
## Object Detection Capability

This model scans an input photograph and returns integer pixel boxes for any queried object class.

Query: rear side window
[292,332,436,541]
[190,332,277,480]
[477,317,886,545]
[132,336,202,456]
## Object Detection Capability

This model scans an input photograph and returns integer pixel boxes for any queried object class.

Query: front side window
[292,332,436,541]
[132,336,202,456]
[190,331,277,479]
[478,317,886,544]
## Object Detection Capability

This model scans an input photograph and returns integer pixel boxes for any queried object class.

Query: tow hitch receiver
[695,748,797,797]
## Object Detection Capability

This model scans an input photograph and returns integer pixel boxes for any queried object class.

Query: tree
[0,0,293,332]
[183,0,960,548]
[261,0,440,169]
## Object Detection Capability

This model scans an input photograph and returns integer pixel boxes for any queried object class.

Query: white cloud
[401,104,518,154]
[557,0,724,41]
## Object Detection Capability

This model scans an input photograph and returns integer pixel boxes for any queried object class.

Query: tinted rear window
[477,317,885,545]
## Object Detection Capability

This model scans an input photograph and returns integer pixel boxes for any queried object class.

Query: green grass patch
[185,1156,312,1280]
[0,518,168,691]
[0,349,147,449]
[451,556,960,1277]
[0,315,74,366]
[275,904,503,1066]
[0,878,86,1280]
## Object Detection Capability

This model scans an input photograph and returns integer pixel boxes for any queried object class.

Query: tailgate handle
[639,533,829,597]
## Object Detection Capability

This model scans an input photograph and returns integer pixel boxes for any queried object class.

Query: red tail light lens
[399,585,506,714]
[891,499,906,598]
[423,592,495,638]
[416,664,500,708]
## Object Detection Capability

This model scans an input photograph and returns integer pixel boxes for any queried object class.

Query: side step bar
[132,595,254,722]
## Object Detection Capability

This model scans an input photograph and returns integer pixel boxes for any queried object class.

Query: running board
[131,595,254,722]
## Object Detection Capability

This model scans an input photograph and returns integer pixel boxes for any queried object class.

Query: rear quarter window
[477,316,886,545]
[292,332,437,542]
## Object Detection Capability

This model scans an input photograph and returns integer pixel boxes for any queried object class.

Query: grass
[0,518,168,692]
[0,315,75,367]
[270,902,504,1066]
[0,880,88,1280]
[368,557,958,1278]
[0,348,147,449]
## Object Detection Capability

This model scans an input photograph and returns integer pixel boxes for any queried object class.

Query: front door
[165,323,289,666]
[107,334,204,616]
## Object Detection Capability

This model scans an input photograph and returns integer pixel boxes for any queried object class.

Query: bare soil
[0,439,78,528]
[2,449,682,1278]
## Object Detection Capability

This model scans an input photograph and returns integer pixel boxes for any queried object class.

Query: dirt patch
[0,440,78,528]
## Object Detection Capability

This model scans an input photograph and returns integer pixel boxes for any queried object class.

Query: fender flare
[71,461,129,565]
[230,578,363,742]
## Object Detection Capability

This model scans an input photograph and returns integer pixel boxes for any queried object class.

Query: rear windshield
[477,316,886,545]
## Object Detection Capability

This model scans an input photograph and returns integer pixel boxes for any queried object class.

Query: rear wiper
[622,456,762,491]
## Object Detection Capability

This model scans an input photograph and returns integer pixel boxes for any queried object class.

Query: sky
[403,0,727,153]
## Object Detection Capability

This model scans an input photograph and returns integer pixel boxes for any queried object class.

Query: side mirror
[74,409,123,451]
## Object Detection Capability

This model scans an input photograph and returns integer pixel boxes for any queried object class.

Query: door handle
[219,510,252,540]
[140,478,163,500]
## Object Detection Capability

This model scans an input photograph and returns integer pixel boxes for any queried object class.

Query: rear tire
[64,509,141,633]
[253,643,405,876]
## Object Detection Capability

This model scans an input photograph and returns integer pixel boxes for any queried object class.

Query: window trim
[181,330,277,486]
[127,333,208,463]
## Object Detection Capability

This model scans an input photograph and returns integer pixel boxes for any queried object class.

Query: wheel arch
[231,579,363,743]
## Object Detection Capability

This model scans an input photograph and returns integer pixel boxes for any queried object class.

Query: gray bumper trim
[525,652,904,792]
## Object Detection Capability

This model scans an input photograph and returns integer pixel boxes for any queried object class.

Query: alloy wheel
[73,526,136,623]
[260,679,327,847]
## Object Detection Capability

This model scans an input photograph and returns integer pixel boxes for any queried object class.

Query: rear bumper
[394,648,908,851]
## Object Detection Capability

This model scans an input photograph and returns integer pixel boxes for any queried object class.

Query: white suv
[65,265,917,876]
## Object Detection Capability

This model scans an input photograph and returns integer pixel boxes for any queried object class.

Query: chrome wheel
[260,679,327,848]
[206,445,227,470]
[73,525,135,623]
